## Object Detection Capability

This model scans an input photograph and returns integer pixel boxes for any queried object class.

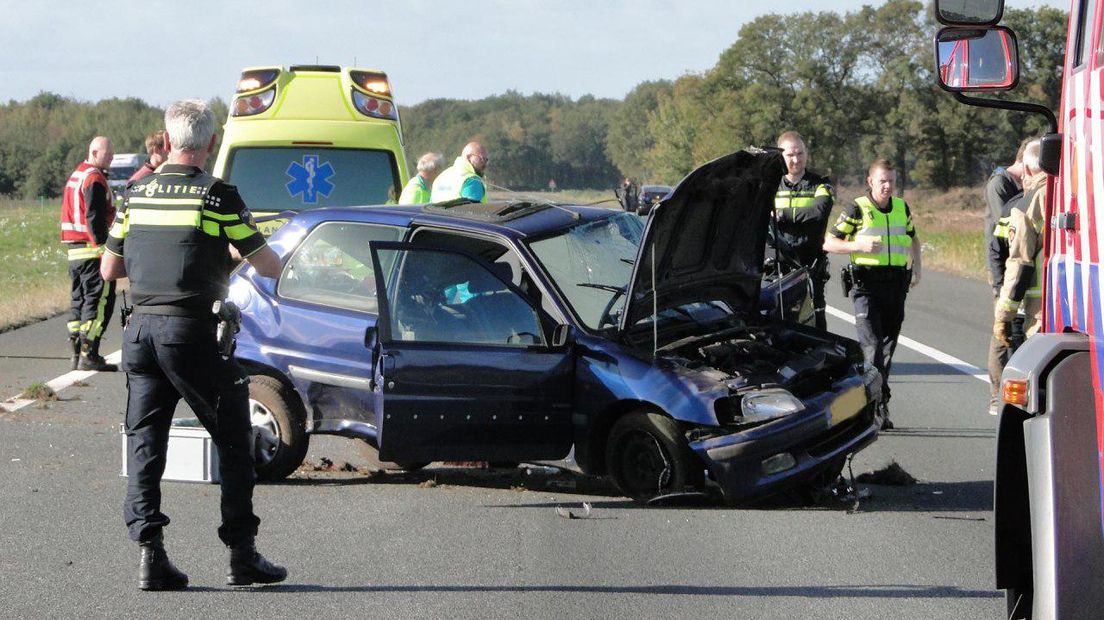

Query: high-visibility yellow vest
[430,156,486,203]
[850,196,912,267]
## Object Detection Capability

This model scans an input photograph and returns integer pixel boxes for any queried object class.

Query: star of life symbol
[286,155,335,204]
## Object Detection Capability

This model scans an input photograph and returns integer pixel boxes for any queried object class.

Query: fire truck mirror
[1040,133,1062,176]
[934,0,1004,27]
[935,27,1019,93]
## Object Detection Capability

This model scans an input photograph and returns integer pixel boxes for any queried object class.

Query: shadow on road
[244,582,1002,599]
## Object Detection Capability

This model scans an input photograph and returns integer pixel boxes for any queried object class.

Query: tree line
[0,0,1064,199]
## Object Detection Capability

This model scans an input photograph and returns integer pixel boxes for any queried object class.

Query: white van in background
[107,153,143,199]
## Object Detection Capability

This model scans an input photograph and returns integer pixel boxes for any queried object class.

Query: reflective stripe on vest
[66,243,104,261]
[774,184,830,209]
[993,216,1011,239]
[850,196,912,267]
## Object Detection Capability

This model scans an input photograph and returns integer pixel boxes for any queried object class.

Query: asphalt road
[0,263,1002,619]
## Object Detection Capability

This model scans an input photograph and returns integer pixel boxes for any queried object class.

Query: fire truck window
[1076,0,1097,67]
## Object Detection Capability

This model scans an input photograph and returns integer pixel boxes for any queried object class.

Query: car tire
[605,410,703,503]
[248,375,309,481]
[356,441,430,472]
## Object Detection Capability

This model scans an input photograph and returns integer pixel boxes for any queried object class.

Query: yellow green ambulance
[213,65,409,235]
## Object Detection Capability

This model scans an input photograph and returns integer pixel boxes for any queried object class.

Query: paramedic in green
[431,141,489,203]
[399,152,445,204]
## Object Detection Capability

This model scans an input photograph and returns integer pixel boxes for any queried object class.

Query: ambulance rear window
[224,147,400,213]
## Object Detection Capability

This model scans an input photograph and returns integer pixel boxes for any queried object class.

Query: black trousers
[122,313,259,546]
[67,257,115,340]
[851,269,910,405]
[805,255,829,331]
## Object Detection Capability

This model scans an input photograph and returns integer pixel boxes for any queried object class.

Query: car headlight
[740,389,805,423]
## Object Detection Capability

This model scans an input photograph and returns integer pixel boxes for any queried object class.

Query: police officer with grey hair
[101,98,287,591]
[399,151,445,204]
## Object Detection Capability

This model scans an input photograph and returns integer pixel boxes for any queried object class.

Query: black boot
[138,535,189,591]
[68,335,81,370]
[77,335,117,372]
[227,542,287,587]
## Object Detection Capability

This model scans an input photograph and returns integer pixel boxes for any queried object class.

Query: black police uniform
[771,171,834,330]
[106,164,267,547]
[829,193,916,425]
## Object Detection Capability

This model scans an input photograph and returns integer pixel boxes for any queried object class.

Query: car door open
[369,241,575,463]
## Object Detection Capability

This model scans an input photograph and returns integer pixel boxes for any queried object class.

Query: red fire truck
[934,1,1104,618]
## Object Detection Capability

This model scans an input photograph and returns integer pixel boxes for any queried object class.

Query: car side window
[278,221,403,313]
[385,248,545,346]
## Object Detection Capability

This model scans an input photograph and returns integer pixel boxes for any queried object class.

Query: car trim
[288,364,373,390]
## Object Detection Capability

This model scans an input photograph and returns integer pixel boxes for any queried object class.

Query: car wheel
[356,441,430,472]
[605,410,703,503]
[248,375,309,481]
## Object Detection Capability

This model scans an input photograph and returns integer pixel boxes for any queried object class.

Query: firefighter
[824,159,922,430]
[398,152,444,204]
[60,136,118,371]
[994,140,1046,348]
[985,139,1031,414]
[430,141,489,203]
[770,131,835,330]
[100,99,286,591]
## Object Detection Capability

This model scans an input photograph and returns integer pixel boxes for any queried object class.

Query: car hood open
[619,148,785,333]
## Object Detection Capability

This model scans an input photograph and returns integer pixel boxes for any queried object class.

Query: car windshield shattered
[528,213,641,330]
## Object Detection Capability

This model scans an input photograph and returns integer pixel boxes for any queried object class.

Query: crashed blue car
[229,149,880,503]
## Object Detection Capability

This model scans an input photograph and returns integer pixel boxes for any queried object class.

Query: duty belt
[131,304,213,319]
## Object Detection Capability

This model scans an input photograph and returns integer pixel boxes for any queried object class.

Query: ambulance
[212,65,409,235]
[934,1,1104,617]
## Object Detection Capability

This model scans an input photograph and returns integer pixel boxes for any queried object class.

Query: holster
[840,265,854,298]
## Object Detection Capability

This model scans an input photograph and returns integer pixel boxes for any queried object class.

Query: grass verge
[0,199,70,332]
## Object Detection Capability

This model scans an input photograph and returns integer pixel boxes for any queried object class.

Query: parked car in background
[107,153,143,200]
[228,149,878,504]
[637,184,672,216]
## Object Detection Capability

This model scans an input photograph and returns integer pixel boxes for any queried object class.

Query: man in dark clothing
[101,99,287,591]
[984,140,1028,414]
[771,131,834,330]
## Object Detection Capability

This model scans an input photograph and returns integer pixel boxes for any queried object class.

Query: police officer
[398,151,444,204]
[61,136,117,370]
[430,141,489,203]
[995,140,1046,346]
[824,159,922,430]
[771,131,835,330]
[101,99,286,591]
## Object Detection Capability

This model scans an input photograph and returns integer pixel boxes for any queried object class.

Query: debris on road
[556,502,592,519]
[418,479,438,489]
[856,461,917,486]
[19,382,56,402]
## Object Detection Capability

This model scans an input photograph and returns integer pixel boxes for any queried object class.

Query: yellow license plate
[830,386,866,426]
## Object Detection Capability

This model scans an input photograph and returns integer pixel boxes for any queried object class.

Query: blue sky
[0,0,1066,107]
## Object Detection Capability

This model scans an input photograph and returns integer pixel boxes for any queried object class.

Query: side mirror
[934,0,1004,27]
[364,325,378,349]
[1039,133,1062,176]
[552,324,572,348]
[935,27,1019,93]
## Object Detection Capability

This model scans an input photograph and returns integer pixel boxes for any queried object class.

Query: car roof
[284,201,620,241]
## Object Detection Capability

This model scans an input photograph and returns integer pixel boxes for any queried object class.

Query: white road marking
[825,305,990,384]
[0,349,122,413]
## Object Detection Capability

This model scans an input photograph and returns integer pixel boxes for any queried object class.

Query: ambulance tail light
[350,70,391,97]
[352,90,398,120]
[236,68,280,94]
[231,87,276,117]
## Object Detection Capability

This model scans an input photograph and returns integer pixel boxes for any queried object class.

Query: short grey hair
[416,152,444,174]
[164,99,217,152]
[1022,139,1042,173]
